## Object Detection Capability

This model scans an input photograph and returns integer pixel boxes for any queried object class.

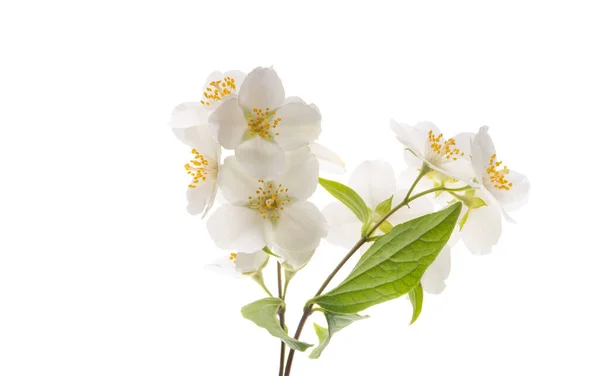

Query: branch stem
[283,164,470,376]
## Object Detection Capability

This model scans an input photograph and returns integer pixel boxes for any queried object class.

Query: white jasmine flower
[460,126,530,254]
[207,147,327,270]
[322,161,450,293]
[169,70,245,217]
[209,67,322,180]
[171,123,220,217]
[390,120,474,183]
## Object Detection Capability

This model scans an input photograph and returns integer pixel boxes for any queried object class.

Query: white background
[1,1,599,375]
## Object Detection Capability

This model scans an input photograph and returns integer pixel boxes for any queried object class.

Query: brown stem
[277,262,286,376]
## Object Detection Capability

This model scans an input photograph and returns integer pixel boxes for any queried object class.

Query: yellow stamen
[184,149,210,188]
[486,153,512,190]
[201,76,237,107]
[428,130,463,162]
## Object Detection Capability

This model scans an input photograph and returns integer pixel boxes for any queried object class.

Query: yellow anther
[201,76,237,107]
[248,180,291,220]
[184,149,214,189]
[427,130,464,163]
[486,154,512,190]
[229,253,237,264]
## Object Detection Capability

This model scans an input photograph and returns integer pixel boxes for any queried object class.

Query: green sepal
[319,177,370,223]
[241,298,313,352]
[374,195,394,216]
[310,202,462,314]
[309,311,368,359]
[262,246,280,258]
[408,283,424,325]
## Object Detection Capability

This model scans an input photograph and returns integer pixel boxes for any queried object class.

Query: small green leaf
[310,202,462,314]
[374,195,394,216]
[241,298,313,352]
[309,312,367,359]
[319,177,370,223]
[408,283,424,325]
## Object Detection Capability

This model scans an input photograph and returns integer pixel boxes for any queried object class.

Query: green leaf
[374,195,394,216]
[310,202,462,314]
[309,312,367,359]
[241,298,313,352]
[319,177,370,223]
[408,283,424,325]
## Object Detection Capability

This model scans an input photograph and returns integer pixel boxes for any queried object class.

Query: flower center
[486,154,513,190]
[248,180,291,220]
[185,149,217,188]
[427,130,464,163]
[200,76,237,107]
[229,253,237,265]
[247,108,282,139]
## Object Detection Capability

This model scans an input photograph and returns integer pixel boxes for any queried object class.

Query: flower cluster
[169,67,530,375]
[170,67,343,273]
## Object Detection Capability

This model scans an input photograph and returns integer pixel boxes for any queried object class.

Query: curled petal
[308,142,346,174]
[207,205,266,252]
[391,119,427,157]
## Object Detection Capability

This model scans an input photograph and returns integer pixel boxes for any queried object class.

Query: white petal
[273,147,319,201]
[489,169,530,211]
[218,156,260,205]
[235,137,286,180]
[208,97,247,150]
[403,149,424,170]
[172,123,220,158]
[453,132,475,158]
[322,202,363,249]
[309,142,346,174]
[235,251,269,274]
[205,254,239,277]
[388,189,433,224]
[273,102,322,149]
[169,102,210,129]
[270,201,327,255]
[272,245,315,271]
[207,205,266,252]
[461,204,502,255]
[390,119,427,157]
[421,246,451,294]
[471,126,495,182]
[349,160,397,208]
[414,121,441,135]
[238,67,285,110]
[186,179,218,217]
